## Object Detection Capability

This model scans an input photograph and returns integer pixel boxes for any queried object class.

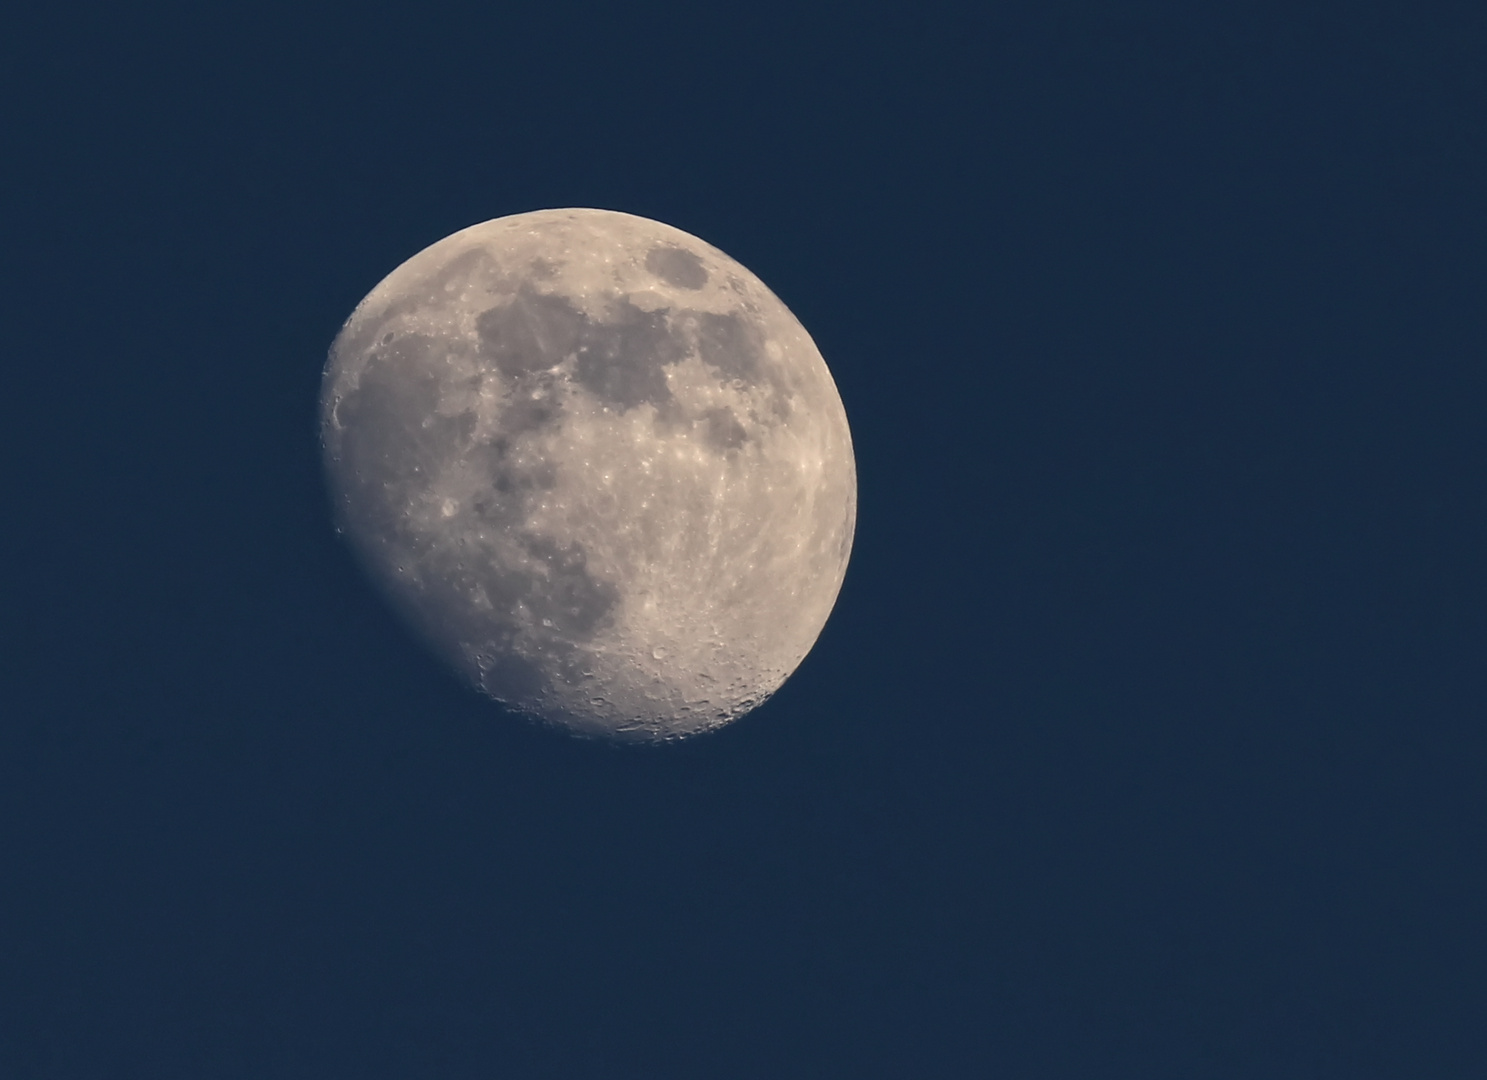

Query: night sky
[5,4,1486,1077]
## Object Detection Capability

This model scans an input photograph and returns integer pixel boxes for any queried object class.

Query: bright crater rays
[321,209,856,741]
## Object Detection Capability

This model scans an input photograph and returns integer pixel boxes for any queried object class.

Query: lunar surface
[320,209,856,741]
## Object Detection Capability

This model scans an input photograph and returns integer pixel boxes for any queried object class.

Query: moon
[320,209,856,741]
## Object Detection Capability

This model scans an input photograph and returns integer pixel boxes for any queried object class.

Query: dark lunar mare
[692,310,763,382]
[325,326,622,714]
[572,302,686,411]
[644,244,709,290]
[331,334,478,546]
[701,406,749,451]
[476,288,693,413]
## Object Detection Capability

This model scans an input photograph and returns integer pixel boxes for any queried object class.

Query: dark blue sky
[5,3,1486,1077]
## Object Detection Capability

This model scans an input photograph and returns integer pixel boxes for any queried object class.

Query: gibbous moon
[320,209,855,741]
